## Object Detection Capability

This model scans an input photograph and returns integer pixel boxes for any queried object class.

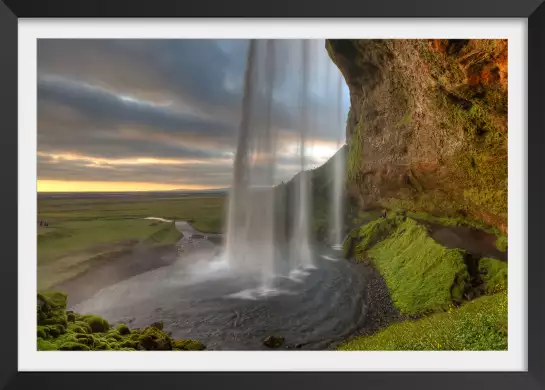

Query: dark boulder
[263,335,285,349]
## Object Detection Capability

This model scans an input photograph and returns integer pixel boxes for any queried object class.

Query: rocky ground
[326,262,405,349]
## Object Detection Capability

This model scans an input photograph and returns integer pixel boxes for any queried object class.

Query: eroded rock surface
[326,39,507,234]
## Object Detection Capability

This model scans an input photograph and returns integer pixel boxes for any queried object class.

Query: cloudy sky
[37,39,349,192]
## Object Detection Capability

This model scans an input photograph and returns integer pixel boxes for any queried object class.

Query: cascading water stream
[330,72,346,250]
[224,39,317,289]
[224,40,280,286]
[289,39,314,271]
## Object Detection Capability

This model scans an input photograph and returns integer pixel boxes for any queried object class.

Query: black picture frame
[1,0,542,389]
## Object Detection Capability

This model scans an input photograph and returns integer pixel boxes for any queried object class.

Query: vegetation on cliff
[37,290,205,351]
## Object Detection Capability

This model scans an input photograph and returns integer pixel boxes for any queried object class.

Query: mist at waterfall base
[72,40,369,350]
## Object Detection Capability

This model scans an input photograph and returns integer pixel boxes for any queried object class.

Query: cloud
[37,152,326,187]
[37,39,349,189]
[38,74,238,158]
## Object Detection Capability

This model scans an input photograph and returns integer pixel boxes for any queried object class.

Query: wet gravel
[325,259,404,349]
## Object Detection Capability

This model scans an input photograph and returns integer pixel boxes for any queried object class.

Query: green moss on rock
[35,291,206,351]
[119,339,139,349]
[173,339,206,351]
[74,333,94,345]
[495,235,508,252]
[106,332,123,341]
[137,326,172,350]
[479,258,507,293]
[355,216,402,259]
[43,324,64,338]
[37,338,58,351]
[68,321,92,334]
[367,218,469,315]
[116,323,131,335]
[342,228,359,258]
[37,326,47,339]
[67,311,76,322]
[81,315,110,333]
[38,290,68,330]
[39,290,68,308]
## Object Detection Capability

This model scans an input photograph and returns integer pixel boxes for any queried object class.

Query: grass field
[38,194,226,233]
[37,193,226,289]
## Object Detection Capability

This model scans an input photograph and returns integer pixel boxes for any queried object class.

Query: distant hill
[274,144,350,244]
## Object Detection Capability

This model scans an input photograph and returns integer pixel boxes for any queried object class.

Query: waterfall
[289,39,314,270]
[224,39,344,290]
[331,73,346,250]
[224,40,280,284]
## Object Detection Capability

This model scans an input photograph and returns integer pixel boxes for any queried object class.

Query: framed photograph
[1,0,542,389]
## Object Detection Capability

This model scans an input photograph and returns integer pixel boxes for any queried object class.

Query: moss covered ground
[479,257,507,294]
[340,212,508,350]
[495,235,508,252]
[358,217,469,315]
[37,290,205,351]
[347,214,509,315]
[339,291,507,350]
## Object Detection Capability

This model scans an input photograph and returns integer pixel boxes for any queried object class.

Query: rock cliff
[326,39,508,234]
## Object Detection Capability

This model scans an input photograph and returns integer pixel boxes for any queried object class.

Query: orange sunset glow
[37,180,215,193]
